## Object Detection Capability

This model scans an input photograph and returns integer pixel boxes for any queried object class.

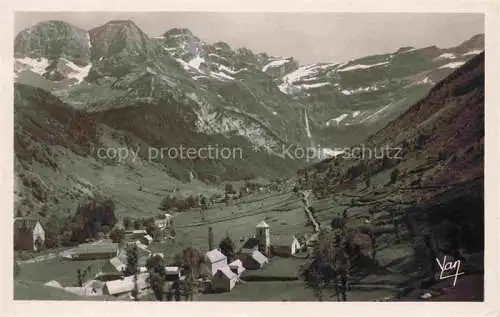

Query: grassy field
[151,190,314,260]
[198,280,316,301]
[240,257,306,280]
[17,257,108,287]
[14,280,114,301]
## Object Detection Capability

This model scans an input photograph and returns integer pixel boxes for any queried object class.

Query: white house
[270,235,302,257]
[211,266,238,292]
[165,266,181,281]
[205,249,228,276]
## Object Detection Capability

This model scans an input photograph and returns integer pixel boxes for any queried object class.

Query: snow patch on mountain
[262,58,292,72]
[282,63,336,84]
[188,55,205,71]
[210,71,235,81]
[62,59,92,84]
[15,57,50,76]
[278,63,338,94]
[341,84,380,95]
[320,147,345,158]
[326,113,349,126]
[418,76,434,85]
[361,103,393,123]
[193,75,210,80]
[208,53,228,61]
[337,61,389,72]
[433,53,456,61]
[301,82,330,90]
[439,61,466,69]
[463,49,483,56]
[217,64,247,75]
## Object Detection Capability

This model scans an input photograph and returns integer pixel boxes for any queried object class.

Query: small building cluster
[202,220,302,293]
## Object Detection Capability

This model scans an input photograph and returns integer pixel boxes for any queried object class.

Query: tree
[123,217,132,229]
[300,229,350,301]
[301,229,336,301]
[125,244,140,300]
[200,195,208,211]
[219,236,235,262]
[110,228,125,243]
[146,254,166,301]
[44,215,61,249]
[365,176,371,189]
[125,244,139,277]
[225,183,236,194]
[330,217,345,232]
[132,274,139,301]
[173,280,182,301]
[77,269,83,287]
[75,194,117,240]
[133,219,142,230]
[101,225,110,235]
[208,227,214,250]
[14,260,20,279]
[144,218,159,238]
[390,168,400,184]
[174,247,202,301]
[360,223,377,260]
[160,195,178,212]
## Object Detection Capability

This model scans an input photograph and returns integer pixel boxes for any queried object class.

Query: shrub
[390,168,400,184]
[160,195,178,211]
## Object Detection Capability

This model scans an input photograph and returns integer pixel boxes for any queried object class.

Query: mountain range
[13,19,484,218]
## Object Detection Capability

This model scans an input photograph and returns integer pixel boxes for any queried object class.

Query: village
[14,183,328,301]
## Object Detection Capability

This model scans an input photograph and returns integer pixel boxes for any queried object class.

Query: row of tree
[43,194,117,249]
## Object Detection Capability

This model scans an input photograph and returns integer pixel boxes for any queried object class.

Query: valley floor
[14,179,483,302]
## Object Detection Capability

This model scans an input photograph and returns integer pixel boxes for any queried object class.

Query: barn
[270,235,302,257]
[13,217,45,251]
[240,250,268,270]
[66,242,119,260]
[211,266,238,292]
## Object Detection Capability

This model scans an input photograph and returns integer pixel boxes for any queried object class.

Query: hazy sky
[15,12,484,64]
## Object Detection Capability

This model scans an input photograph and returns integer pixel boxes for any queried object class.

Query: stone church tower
[256,220,271,256]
